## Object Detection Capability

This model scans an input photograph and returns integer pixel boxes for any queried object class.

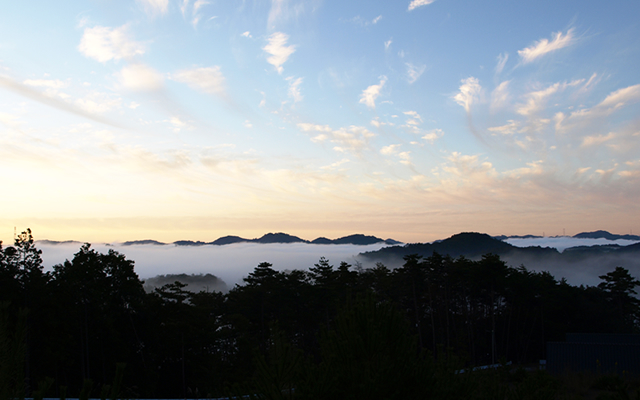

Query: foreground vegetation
[1,229,639,399]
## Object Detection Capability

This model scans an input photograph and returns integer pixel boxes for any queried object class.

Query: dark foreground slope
[5,229,640,399]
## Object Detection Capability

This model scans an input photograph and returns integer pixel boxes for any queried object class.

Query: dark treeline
[1,229,640,399]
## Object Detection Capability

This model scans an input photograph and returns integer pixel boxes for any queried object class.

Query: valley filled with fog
[38,241,389,289]
[36,236,640,290]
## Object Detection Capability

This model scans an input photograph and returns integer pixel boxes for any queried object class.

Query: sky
[1,0,639,244]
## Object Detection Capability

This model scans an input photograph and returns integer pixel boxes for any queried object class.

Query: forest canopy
[1,229,639,399]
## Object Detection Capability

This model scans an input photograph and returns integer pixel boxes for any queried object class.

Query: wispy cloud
[581,132,616,147]
[287,76,303,103]
[384,39,392,51]
[137,0,169,16]
[598,84,640,109]
[408,0,436,11]
[263,32,296,74]
[453,77,482,113]
[488,120,519,135]
[518,28,575,64]
[181,0,210,28]
[491,80,510,111]
[556,84,640,133]
[78,25,145,63]
[516,83,562,116]
[0,75,124,128]
[23,79,67,89]
[75,92,122,114]
[117,64,164,92]
[180,0,190,16]
[241,31,252,38]
[297,123,332,132]
[173,66,226,95]
[495,52,508,74]
[268,0,308,31]
[169,116,194,132]
[359,77,386,109]
[347,15,383,26]
[380,144,401,155]
[422,128,444,143]
[406,63,426,84]
[298,123,375,155]
[403,110,423,125]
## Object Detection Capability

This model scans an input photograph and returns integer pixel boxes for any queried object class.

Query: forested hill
[360,232,559,262]
[360,232,640,270]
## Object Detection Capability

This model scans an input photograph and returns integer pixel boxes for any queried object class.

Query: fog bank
[38,242,389,288]
[504,237,640,252]
[36,236,640,290]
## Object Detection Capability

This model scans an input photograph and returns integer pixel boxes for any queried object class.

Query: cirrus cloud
[518,28,575,64]
[408,0,436,11]
[137,0,168,16]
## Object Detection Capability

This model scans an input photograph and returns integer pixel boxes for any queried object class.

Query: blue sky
[1,0,639,243]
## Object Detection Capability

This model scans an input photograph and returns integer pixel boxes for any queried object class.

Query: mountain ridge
[359,231,640,273]
[35,229,638,248]
[86,232,402,247]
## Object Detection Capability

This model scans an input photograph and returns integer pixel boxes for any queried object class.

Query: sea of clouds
[504,237,640,252]
[36,236,640,290]
[37,241,389,289]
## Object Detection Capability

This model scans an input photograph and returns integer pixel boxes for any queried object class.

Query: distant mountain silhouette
[173,240,208,246]
[254,232,307,243]
[332,234,383,245]
[168,232,400,246]
[573,230,640,241]
[36,240,82,245]
[311,237,333,244]
[360,232,640,281]
[493,234,543,240]
[492,230,639,242]
[309,234,402,245]
[210,235,248,245]
[361,232,529,263]
[122,240,166,246]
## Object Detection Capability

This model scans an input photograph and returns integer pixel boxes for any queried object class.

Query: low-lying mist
[38,241,390,290]
[504,237,639,252]
[37,236,640,291]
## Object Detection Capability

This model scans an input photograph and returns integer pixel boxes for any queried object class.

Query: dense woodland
[2,229,640,399]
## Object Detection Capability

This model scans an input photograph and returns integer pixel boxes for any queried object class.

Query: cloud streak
[406,63,426,84]
[0,75,125,128]
[408,0,436,11]
[137,0,169,16]
[518,28,575,64]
